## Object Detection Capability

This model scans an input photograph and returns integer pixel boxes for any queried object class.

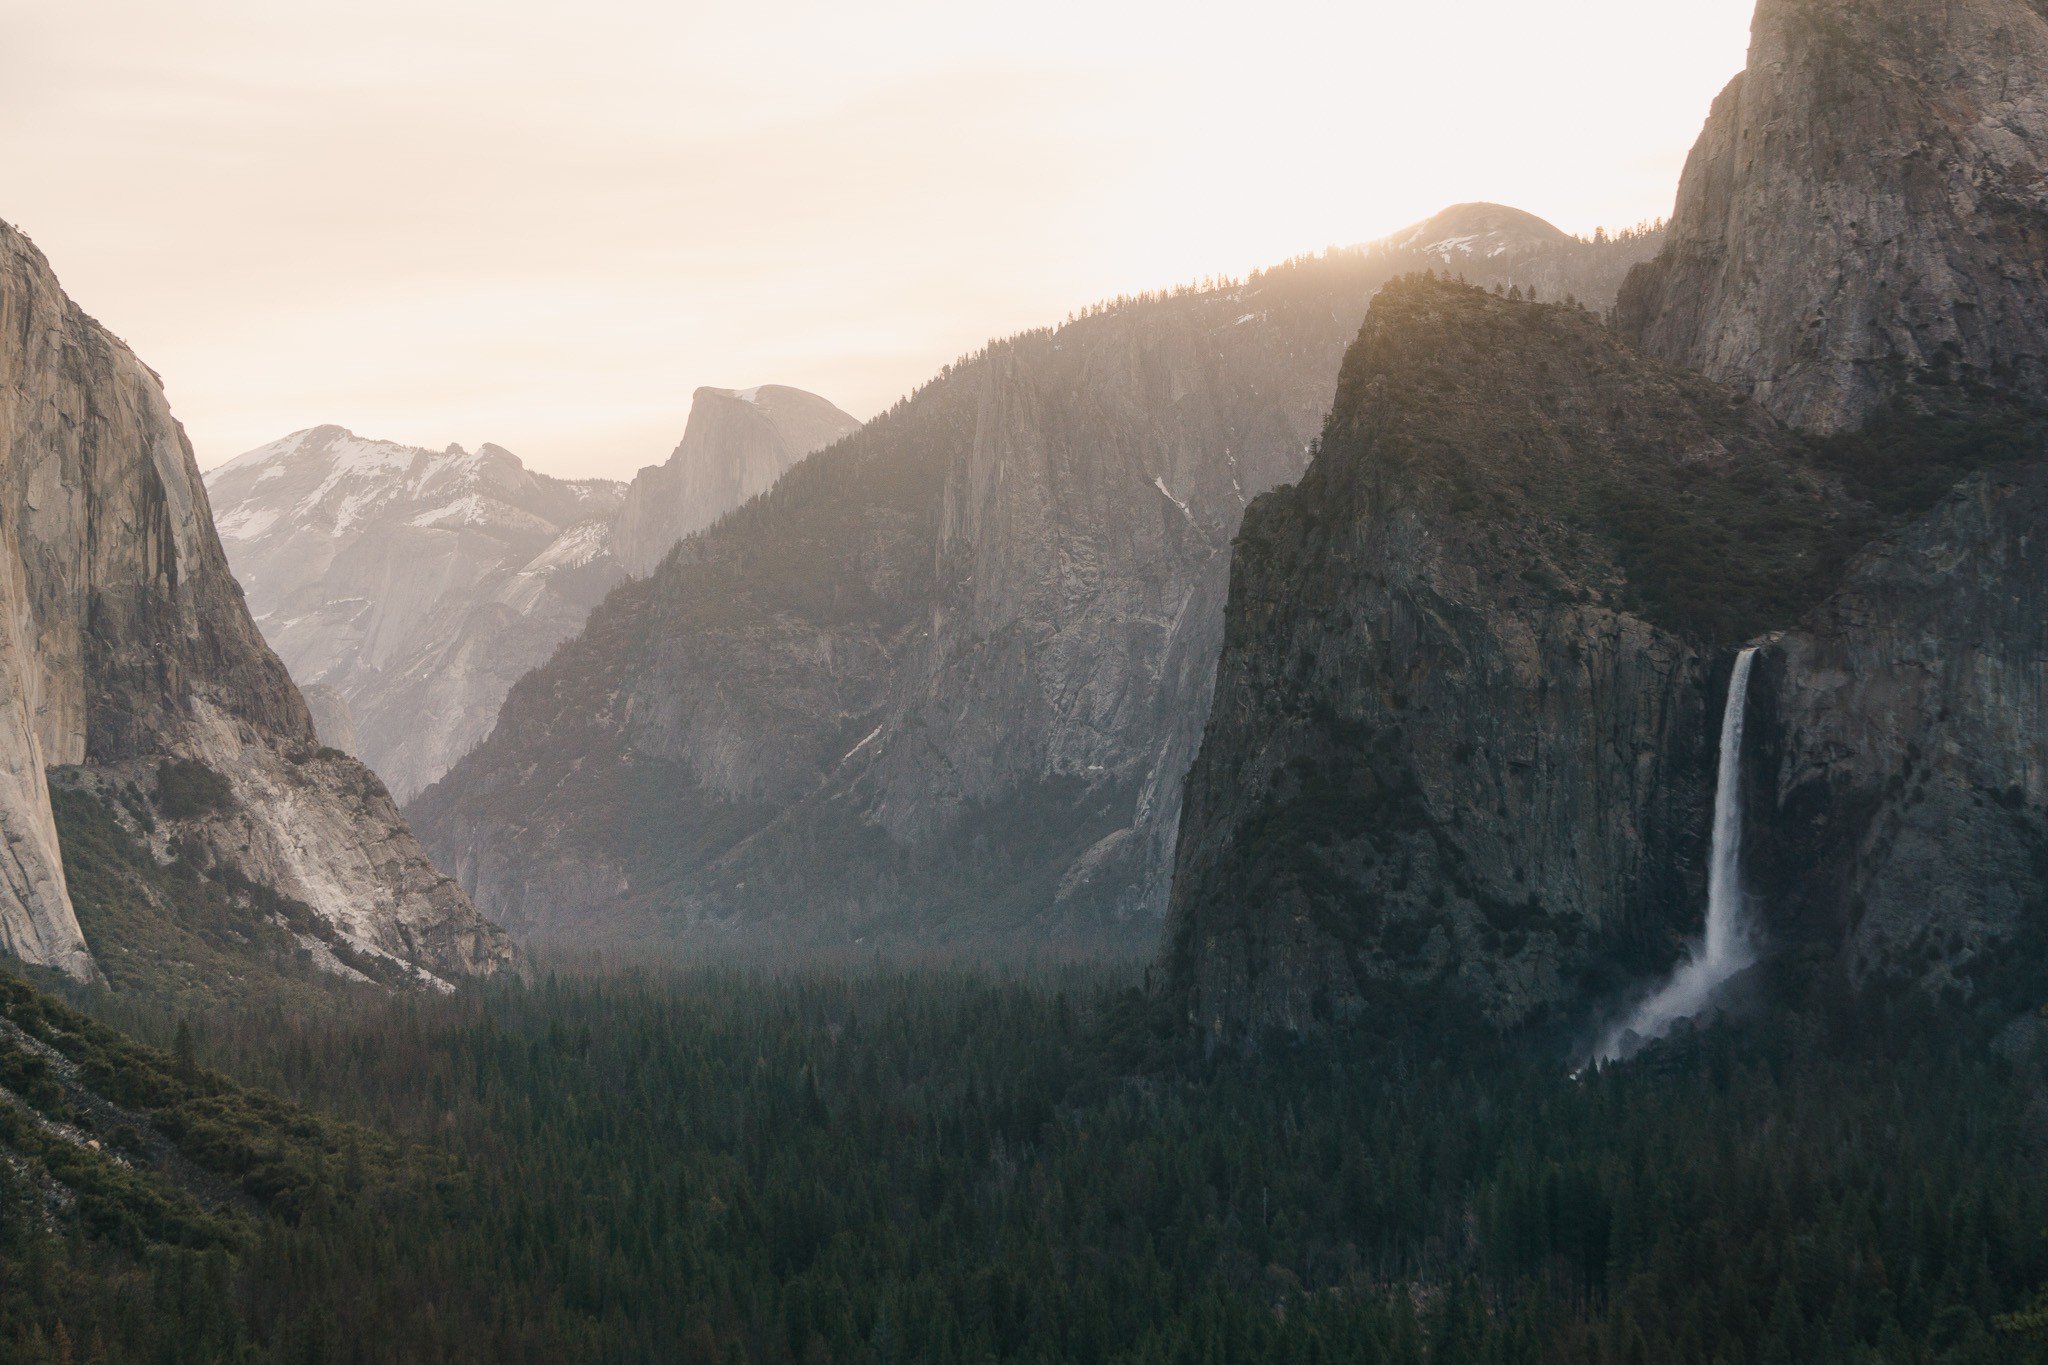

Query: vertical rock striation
[412,213,1666,955]
[1619,0,2048,433]
[1751,459,2048,993]
[0,510,89,979]
[1620,0,2048,997]
[0,217,513,982]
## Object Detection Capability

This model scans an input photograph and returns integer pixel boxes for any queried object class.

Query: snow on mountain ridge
[208,427,625,546]
[202,426,632,800]
[205,385,858,800]
[1379,203,1581,261]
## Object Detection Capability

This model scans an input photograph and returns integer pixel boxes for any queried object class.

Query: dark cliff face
[1605,0,2048,1010]
[1168,0,2048,1042]
[1747,457,2048,999]
[411,218,1666,957]
[1618,0,2048,433]
[1163,279,1844,1039]
[0,218,514,984]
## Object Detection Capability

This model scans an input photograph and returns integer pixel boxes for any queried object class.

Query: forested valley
[2,961,2045,1363]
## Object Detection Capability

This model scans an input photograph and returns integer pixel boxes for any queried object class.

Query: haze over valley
[2,1,2048,1359]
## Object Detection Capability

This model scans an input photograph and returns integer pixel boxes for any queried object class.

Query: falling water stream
[1595,647,1761,1064]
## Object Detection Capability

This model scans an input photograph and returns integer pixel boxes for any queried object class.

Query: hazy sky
[3,1,1757,481]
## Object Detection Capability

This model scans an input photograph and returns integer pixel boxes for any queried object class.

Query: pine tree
[172,1018,197,1080]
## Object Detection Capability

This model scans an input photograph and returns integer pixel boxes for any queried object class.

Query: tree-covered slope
[1166,0,2048,1045]
[0,965,458,1361]
[1164,277,1858,1040]
[412,217,1665,962]
[12,966,2048,1361]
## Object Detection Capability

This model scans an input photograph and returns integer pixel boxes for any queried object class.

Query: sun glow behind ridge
[0,0,1756,478]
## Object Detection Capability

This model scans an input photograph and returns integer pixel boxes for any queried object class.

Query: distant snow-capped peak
[206,427,622,544]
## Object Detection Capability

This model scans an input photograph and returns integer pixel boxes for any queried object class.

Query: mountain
[408,210,1665,956]
[1166,0,2048,1043]
[206,385,857,802]
[1383,202,1661,307]
[205,428,627,802]
[610,385,862,576]
[0,217,512,985]
[1165,278,1846,1037]
[1618,0,2048,432]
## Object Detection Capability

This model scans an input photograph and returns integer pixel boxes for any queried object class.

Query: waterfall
[1595,647,1761,1064]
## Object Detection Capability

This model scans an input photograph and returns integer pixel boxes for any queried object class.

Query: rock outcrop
[0,217,513,983]
[206,428,627,801]
[1163,279,1842,1038]
[411,212,1665,955]
[1619,0,2048,433]
[1617,0,2048,1002]
[609,386,861,577]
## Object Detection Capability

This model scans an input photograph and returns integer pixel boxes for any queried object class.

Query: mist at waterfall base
[1593,648,1762,1065]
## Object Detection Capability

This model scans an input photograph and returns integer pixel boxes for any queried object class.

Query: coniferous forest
[9,0,2048,1360]
[2,960,2046,1363]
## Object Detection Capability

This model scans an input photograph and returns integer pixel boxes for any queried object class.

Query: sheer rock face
[1163,280,1839,1038]
[0,218,513,982]
[1607,0,2048,1003]
[206,428,627,802]
[609,386,860,577]
[0,511,86,979]
[1168,0,2048,1041]
[1749,462,2048,993]
[410,217,1666,956]
[1619,0,2048,433]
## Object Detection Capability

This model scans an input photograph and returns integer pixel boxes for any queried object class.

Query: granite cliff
[1168,0,2048,1042]
[0,217,513,984]
[609,385,861,577]
[410,210,1664,955]
[1748,449,2048,998]
[1619,0,2048,432]
[1603,0,2048,1016]
[1164,279,1848,1037]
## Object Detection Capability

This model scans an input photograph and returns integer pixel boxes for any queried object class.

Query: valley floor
[0,964,2045,1362]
